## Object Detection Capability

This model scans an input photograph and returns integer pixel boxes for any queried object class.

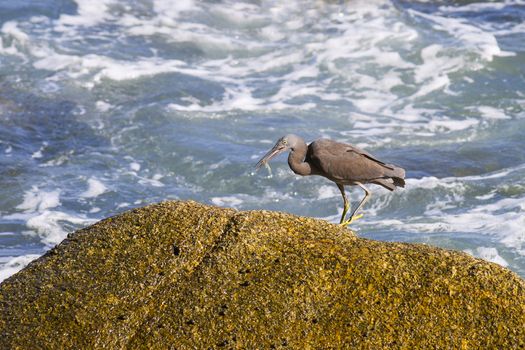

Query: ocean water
[1,0,524,282]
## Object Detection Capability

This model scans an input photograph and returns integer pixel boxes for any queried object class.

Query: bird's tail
[390,165,405,188]
[372,165,405,191]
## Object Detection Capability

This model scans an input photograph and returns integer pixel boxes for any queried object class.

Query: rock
[1,200,524,348]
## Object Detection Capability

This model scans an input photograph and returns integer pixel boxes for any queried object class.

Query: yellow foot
[339,214,363,226]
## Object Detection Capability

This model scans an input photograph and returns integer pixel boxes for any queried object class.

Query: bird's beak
[255,142,286,170]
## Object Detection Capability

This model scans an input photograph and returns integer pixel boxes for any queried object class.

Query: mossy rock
[1,200,524,349]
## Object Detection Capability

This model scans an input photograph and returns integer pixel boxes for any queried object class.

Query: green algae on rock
[1,200,524,349]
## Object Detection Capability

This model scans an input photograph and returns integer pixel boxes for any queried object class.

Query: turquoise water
[1,0,524,281]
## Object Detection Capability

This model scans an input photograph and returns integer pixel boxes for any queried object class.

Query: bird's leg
[343,182,370,224]
[336,183,350,224]
[340,182,370,226]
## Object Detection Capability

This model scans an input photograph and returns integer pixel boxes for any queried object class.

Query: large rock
[1,201,524,348]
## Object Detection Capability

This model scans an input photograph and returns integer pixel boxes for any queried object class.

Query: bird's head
[255,134,300,170]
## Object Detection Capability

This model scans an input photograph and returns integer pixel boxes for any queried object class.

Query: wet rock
[1,200,524,348]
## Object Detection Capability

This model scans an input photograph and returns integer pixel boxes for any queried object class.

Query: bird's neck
[288,143,312,176]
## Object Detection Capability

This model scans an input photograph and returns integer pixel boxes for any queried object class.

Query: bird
[255,134,405,226]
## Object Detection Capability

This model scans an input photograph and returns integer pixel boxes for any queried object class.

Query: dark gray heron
[255,134,405,226]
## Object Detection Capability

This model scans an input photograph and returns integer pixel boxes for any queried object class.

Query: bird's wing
[308,139,395,182]
[344,144,395,171]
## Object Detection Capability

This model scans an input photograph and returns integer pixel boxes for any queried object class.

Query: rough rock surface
[1,200,524,349]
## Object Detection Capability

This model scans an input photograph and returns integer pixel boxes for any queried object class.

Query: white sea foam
[56,0,116,28]
[0,21,29,58]
[95,100,112,112]
[360,171,525,259]
[80,178,108,198]
[405,176,458,190]
[477,106,510,120]
[25,211,93,245]
[130,162,141,172]
[408,8,514,62]
[476,192,496,201]
[317,185,339,200]
[2,0,516,133]
[1,21,29,45]
[32,51,189,85]
[17,186,61,212]
[31,142,48,159]
[440,2,507,13]
[11,186,96,246]
[0,1,442,119]
[137,174,165,187]
[211,196,244,208]
[365,203,525,254]
[458,163,525,181]
[153,0,196,19]
[464,247,509,267]
[0,254,41,283]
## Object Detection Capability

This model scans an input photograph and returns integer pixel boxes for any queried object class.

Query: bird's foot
[339,214,363,226]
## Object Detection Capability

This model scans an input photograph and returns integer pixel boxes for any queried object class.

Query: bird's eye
[282,140,287,145]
